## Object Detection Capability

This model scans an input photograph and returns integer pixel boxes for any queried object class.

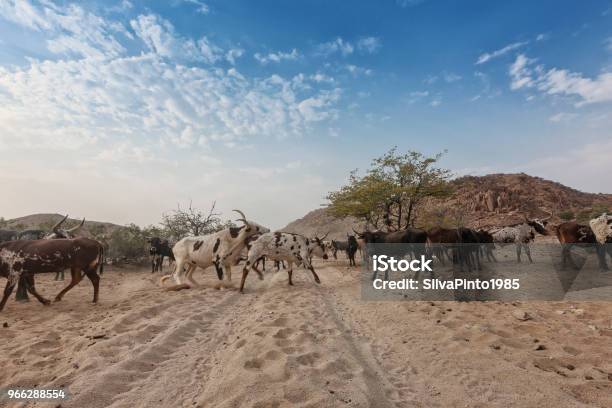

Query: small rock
[329,390,335,394]
[571,309,584,316]
[535,344,547,351]
[566,364,575,371]
[2,322,8,328]
[72,363,79,369]
[588,325,598,331]
[555,310,565,315]
[512,310,532,321]
[585,375,593,380]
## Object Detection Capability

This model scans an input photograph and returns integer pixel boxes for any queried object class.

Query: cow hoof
[315,278,321,284]
[42,299,51,306]
[16,298,30,303]
[53,297,62,302]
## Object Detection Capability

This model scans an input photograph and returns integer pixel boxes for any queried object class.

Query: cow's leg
[287,266,294,286]
[151,257,155,273]
[23,274,50,305]
[83,268,100,303]
[185,264,199,287]
[516,244,522,263]
[224,264,232,282]
[251,263,263,280]
[488,246,497,262]
[54,267,84,302]
[596,245,609,271]
[308,266,321,284]
[15,275,30,302]
[240,264,251,293]
[525,244,533,263]
[0,280,17,311]
[172,259,187,285]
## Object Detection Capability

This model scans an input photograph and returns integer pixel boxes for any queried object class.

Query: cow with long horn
[14,215,89,302]
[160,210,269,289]
[237,231,329,292]
[46,215,85,239]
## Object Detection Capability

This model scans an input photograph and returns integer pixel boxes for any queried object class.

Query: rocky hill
[282,173,612,236]
[1,213,123,238]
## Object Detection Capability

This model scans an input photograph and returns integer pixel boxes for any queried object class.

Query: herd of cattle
[1,210,611,312]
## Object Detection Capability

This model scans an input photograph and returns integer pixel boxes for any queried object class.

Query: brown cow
[554,222,608,270]
[0,238,104,311]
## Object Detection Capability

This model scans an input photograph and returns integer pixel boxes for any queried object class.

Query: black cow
[346,235,359,267]
[353,227,428,280]
[476,229,497,263]
[148,237,175,273]
[17,230,46,240]
[0,230,17,243]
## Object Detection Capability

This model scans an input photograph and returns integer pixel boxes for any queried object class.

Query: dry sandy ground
[1,258,611,408]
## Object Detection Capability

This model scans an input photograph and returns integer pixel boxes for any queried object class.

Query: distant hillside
[282,208,366,241]
[282,173,612,236]
[1,213,123,238]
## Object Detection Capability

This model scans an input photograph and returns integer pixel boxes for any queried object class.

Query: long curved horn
[67,218,85,233]
[52,214,69,233]
[320,231,329,240]
[233,209,250,227]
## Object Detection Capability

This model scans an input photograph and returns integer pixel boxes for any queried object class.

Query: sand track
[1,261,611,407]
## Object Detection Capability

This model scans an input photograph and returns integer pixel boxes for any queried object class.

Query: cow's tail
[98,245,105,276]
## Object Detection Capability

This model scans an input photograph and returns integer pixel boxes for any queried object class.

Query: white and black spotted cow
[490,216,550,263]
[160,210,269,288]
[237,232,329,292]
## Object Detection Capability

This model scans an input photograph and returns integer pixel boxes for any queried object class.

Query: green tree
[107,223,148,259]
[559,210,575,221]
[327,148,452,230]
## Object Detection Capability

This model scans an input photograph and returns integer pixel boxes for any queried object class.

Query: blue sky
[0,0,611,228]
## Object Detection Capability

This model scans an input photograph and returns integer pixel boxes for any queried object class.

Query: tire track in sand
[59,288,245,408]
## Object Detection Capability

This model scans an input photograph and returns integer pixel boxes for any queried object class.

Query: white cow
[490,217,550,263]
[237,232,329,292]
[589,213,612,245]
[160,210,269,288]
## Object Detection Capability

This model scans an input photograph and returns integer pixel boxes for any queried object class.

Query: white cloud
[356,37,381,54]
[476,41,528,64]
[549,112,577,122]
[129,14,222,63]
[254,48,299,64]
[509,54,536,90]
[0,55,342,152]
[225,47,244,65]
[182,0,209,14]
[442,71,461,83]
[508,54,612,106]
[0,0,126,59]
[344,64,372,77]
[108,0,133,13]
[407,90,428,104]
[316,37,354,57]
[605,37,612,52]
[423,75,438,84]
